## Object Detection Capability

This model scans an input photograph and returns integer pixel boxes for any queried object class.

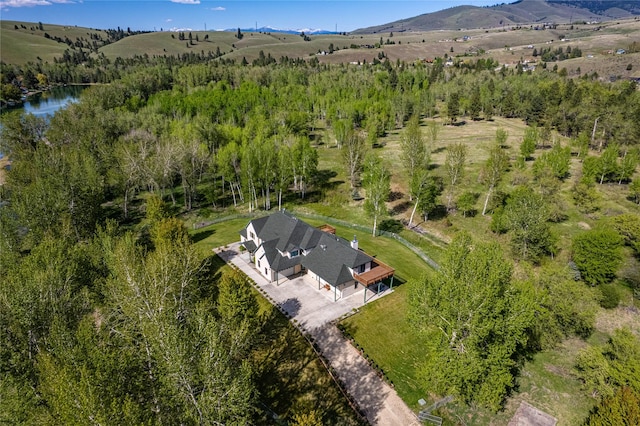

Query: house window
[290,249,299,258]
[357,264,366,273]
[249,231,255,240]
[257,260,261,268]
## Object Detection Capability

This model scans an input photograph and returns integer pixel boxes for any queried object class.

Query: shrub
[599,284,621,309]
[585,386,640,425]
[572,229,623,286]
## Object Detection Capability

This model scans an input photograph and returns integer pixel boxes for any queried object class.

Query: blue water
[22,85,87,117]
[2,85,87,117]
[1,86,87,158]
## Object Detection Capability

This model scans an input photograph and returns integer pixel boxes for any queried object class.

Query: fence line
[195,209,441,270]
[290,211,441,270]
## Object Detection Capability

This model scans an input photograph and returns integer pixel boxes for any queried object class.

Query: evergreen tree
[572,228,623,286]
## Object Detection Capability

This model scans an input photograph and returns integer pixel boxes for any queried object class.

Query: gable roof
[251,211,323,252]
[243,211,374,287]
[303,233,373,286]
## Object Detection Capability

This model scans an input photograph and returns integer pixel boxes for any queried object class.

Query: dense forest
[1,53,639,424]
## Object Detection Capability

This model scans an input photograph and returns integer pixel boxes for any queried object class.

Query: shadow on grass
[380,219,404,233]
[192,228,215,243]
[388,191,403,202]
[254,307,363,425]
[390,201,411,215]
[427,205,448,221]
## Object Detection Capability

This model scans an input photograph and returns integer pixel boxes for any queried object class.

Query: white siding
[245,222,260,246]
[340,280,359,298]
[254,246,273,281]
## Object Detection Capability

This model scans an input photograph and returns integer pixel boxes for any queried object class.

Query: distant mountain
[352,0,640,34]
[548,1,640,16]
[225,26,338,35]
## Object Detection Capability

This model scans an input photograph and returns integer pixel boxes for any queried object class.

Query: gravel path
[311,324,421,426]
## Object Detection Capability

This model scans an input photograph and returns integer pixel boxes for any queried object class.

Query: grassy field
[1,20,107,64]
[307,113,639,424]
[2,18,639,78]
[0,24,67,64]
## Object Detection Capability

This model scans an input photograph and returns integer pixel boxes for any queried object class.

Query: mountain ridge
[352,0,640,34]
[226,26,338,35]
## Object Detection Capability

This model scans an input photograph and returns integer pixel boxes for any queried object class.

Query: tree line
[1,55,639,422]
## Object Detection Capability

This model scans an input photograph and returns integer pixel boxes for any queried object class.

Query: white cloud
[210,6,225,11]
[170,0,200,4]
[0,0,73,7]
[165,18,173,22]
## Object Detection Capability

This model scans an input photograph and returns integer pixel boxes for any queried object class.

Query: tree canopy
[410,233,536,411]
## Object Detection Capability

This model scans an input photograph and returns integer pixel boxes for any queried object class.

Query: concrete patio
[216,242,420,425]
[217,242,392,331]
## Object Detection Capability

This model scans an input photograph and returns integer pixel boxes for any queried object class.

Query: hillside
[353,0,640,34]
[2,17,639,83]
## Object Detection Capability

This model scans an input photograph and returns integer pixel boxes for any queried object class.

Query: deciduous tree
[341,131,367,190]
[410,233,536,411]
[444,142,467,210]
[292,137,318,199]
[503,186,555,262]
[400,115,429,202]
[362,153,390,236]
[481,132,510,215]
[520,126,538,161]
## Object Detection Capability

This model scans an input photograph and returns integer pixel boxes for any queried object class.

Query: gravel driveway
[218,243,420,425]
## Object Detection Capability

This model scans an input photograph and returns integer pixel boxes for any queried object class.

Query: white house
[240,211,394,301]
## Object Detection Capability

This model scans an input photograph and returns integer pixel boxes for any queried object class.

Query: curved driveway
[218,243,420,426]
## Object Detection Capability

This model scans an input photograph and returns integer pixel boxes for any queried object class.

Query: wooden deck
[354,260,395,286]
[317,224,336,234]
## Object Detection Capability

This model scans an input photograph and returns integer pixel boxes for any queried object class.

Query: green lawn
[193,221,362,425]
[190,217,253,255]
[341,284,431,409]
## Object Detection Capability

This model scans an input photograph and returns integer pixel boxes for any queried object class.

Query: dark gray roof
[250,215,269,235]
[240,240,257,252]
[250,211,323,252]
[246,211,373,286]
[301,233,373,286]
[271,253,301,272]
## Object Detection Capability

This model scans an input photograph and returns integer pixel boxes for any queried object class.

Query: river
[22,85,87,117]
[1,85,87,158]
[2,85,87,117]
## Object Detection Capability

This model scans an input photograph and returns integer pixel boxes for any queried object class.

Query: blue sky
[0,0,500,32]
